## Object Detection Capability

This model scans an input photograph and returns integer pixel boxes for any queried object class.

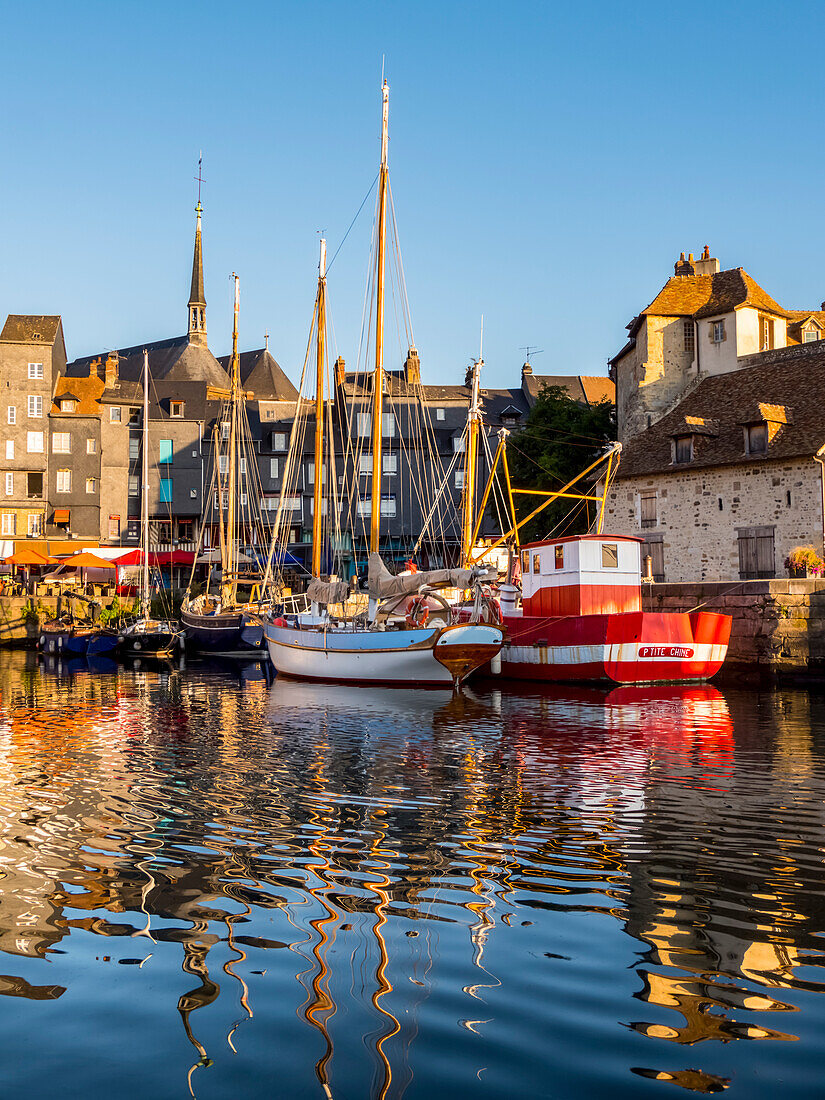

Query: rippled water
[1,652,824,1098]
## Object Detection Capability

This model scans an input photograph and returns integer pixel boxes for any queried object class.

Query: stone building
[608,247,824,443]
[601,352,825,583]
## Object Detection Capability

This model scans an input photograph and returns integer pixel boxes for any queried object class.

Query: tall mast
[224,274,240,606]
[141,350,150,618]
[312,238,327,577]
[461,357,483,567]
[369,79,390,555]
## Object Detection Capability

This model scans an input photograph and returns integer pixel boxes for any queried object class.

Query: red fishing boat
[495,533,730,684]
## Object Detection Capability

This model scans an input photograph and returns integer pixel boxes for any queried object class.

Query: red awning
[150,551,196,566]
[54,509,70,524]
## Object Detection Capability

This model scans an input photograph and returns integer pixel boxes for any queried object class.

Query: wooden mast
[369,80,390,555]
[223,274,240,606]
[312,238,327,577]
[141,350,150,618]
[461,357,482,567]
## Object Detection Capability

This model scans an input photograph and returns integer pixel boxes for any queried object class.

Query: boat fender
[490,651,502,675]
[272,617,287,628]
[482,596,503,624]
[405,597,430,628]
[134,642,142,651]
[39,636,45,647]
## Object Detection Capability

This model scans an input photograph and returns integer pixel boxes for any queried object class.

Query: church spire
[188,197,207,346]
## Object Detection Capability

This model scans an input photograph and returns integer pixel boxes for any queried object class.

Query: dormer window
[61,399,76,413]
[803,326,819,343]
[170,401,184,418]
[760,316,774,351]
[711,320,726,344]
[674,435,693,464]
[746,422,768,455]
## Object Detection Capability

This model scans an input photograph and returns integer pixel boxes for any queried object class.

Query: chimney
[105,351,119,387]
[334,355,346,388]
[693,244,720,276]
[674,251,695,276]
[90,356,102,380]
[521,360,533,380]
[403,345,421,385]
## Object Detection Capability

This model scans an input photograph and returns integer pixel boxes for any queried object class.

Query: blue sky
[1,1,823,390]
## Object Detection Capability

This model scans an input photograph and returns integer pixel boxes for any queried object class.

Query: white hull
[264,620,503,686]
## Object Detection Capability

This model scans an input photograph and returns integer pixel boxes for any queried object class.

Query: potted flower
[784,545,824,578]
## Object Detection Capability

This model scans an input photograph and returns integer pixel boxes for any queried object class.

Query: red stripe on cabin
[522,583,641,617]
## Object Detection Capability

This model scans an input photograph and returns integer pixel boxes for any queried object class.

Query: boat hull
[264,620,503,686]
[496,610,730,684]
[181,608,264,654]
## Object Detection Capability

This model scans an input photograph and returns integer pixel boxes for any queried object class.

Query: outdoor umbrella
[63,552,118,591]
[2,547,58,591]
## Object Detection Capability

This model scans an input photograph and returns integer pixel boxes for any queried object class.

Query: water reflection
[0,652,824,1097]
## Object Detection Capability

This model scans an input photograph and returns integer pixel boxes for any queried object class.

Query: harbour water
[1,652,824,1098]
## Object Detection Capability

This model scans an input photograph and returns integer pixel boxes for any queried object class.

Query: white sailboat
[262,82,503,687]
[117,350,180,658]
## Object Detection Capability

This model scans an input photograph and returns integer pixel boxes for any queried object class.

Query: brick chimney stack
[105,352,119,387]
[334,355,346,388]
[403,345,421,385]
[693,245,720,276]
[521,361,533,382]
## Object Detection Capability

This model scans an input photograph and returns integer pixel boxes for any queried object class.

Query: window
[27,473,42,499]
[127,520,140,541]
[436,407,445,421]
[521,549,530,574]
[309,498,329,516]
[218,455,229,475]
[533,552,540,575]
[383,454,397,475]
[4,441,12,460]
[357,497,371,516]
[28,362,43,379]
[359,454,373,474]
[61,399,76,413]
[803,327,819,343]
[746,423,768,455]
[129,407,141,426]
[455,469,465,489]
[7,406,15,425]
[240,492,248,507]
[129,437,140,460]
[382,412,396,437]
[108,515,120,539]
[128,475,139,496]
[86,438,97,454]
[110,406,121,422]
[270,458,279,479]
[56,469,71,493]
[683,320,694,354]
[356,412,371,437]
[555,544,564,569]
[642,535,664,582]
[1,514,15,536]
[4,473,12,496]
[285,496,302,512]
[271,432,287,451]
[170,401,184,418]
[305,462,324,484]
[674,435,693,464]
[221,421,230,440]
[711,320,726,343]
[27,431,44,453]
[380,494,396,517]
[453,436,466,453]
[601,543,619,568]
[159,478,172,503]
[28,513,42,537]
[27,395,43,418]
[158,439,173,464]
[738,525,775,579]
[52,432,71,454]
[760,317,774,351]
[86,478,97,494]
[640,492,657,528]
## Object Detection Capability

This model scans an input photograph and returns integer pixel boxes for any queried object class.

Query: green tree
[506,386,616,543]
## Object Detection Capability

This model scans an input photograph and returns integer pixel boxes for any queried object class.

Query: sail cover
[367,553,496,599]
[307,577,350,605]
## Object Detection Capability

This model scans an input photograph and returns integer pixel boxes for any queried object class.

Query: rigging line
[515,424,613,447]
[387,178,414,345]
[327,171,380,273]
[504,439,591,485]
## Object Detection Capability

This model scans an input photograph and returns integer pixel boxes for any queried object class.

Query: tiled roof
[786,310,825,344]
[615,352,825,478]
[642,268,785,321]
[522,372,615,406]
[52,375,105,416]
[0,314,62,344]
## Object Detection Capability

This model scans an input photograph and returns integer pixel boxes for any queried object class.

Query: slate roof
[216,348,299,401]
[522,372,615,406]
[615,352,825,478]
[68,335,230,388]
[0,314,62,344]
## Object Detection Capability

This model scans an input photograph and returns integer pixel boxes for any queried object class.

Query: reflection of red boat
[496,535,730,685]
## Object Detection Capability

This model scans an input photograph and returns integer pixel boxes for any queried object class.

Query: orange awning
[64,551,117,569]
[3,548,57,566]
[54,509,70,523]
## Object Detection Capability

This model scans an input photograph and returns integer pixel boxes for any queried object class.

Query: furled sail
[367,553,496,599]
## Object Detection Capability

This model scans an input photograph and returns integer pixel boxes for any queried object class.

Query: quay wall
[644,578,825,677]
[0,596,120,646]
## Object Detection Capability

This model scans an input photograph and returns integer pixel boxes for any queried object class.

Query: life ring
[405,596,430,628]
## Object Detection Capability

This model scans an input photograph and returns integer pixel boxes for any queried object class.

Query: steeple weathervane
[188,155,207,346]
